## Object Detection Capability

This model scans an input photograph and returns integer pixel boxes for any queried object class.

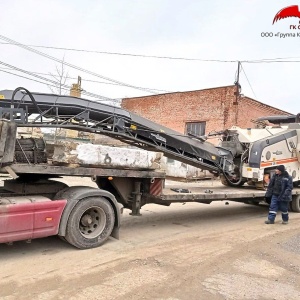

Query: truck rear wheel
[291,195,300,213]
[65,196,115,249]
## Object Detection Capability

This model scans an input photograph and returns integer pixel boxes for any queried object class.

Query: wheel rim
[79,206,106,239]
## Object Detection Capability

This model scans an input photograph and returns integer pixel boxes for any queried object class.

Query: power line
[244,60,300,63]
[0,68,121,106]
[0,41,238,63]
[0,35,160,94]
[0,67,172,93]
[0,60,117,102]
[0,69,71,92]
[250,56,300,61]
[240,63,257,99]
[2,41,300,64]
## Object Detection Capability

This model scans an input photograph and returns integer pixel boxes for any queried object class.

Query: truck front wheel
[65,196,115,249]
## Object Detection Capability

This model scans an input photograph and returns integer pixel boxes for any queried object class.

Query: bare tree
[46,56,70,141]
[48,56,69,95]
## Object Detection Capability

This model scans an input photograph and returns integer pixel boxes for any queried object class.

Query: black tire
[65,196,115,249]
[291,195,300,213]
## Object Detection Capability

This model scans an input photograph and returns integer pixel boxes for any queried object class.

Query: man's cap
[276,165,285,173]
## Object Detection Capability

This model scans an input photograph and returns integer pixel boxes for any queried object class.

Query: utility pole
[233,61,241,125]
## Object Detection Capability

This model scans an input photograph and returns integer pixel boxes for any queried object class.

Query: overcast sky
[1,0,300,113]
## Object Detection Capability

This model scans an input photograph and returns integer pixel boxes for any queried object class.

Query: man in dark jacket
[265,165,293,224]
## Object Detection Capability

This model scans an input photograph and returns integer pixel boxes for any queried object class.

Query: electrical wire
[0,35,161,94]
[0,68,70,91]
[240,63,257,99]
[0,41,237,63]
[0,67,172,93]
[0,68,122,109]
[244,60,300,63]
[2,36,298,107]
[2,41,300,63]
[248,56,300,61]
[0,61,119,103]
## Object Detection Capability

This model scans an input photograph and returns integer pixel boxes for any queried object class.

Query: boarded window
[185,122,206,137]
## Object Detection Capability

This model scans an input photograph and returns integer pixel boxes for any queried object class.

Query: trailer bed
[160,181,300,203]
[1,163,165,178]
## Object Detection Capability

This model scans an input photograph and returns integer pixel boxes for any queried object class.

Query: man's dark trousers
[268,195,289,222]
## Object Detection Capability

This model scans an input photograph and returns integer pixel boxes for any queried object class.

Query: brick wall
[122,85,291,137]
[237,96,290,128]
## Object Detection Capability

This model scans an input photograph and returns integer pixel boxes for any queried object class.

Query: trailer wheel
[291,195,300,213]
[65,196,115,249]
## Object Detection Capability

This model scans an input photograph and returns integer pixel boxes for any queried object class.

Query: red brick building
[122,85,291,139]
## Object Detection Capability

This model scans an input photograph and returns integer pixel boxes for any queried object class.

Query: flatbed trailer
[1,160,299,249]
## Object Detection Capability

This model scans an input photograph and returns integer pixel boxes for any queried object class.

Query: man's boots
[265,220,275,224]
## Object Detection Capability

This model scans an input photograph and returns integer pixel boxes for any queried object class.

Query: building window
[185,122,206,137]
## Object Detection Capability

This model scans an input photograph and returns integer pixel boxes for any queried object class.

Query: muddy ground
[0,177,300,300]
